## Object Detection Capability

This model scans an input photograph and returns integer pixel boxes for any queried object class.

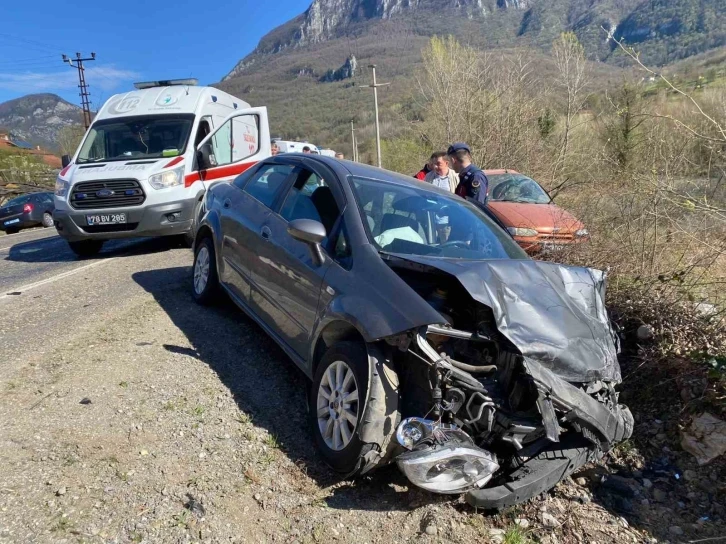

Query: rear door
[221,161,296,309]
[187,107,271,188]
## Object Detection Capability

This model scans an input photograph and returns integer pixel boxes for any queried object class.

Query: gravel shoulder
[0,238,721,543]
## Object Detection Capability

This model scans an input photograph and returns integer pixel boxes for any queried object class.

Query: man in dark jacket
[448,142,488,205]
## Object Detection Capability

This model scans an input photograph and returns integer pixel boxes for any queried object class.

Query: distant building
[0,131,62,169]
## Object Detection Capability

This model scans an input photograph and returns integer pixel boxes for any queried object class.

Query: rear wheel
[192,236,219,305]
[68,239,104,257]
[42,212,54,228]
[5,228,19,235]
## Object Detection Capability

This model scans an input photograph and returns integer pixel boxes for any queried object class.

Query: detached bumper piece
[466,435,592,510]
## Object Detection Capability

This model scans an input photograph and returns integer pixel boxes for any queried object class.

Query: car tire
[192,236,220,305]
[310,341,400,476]
[68,240,104,257]
[42,212,54,228]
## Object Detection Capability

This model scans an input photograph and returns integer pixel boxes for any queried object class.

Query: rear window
[5,195,33,206]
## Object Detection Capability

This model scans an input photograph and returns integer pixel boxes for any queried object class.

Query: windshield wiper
[77,157,107,164]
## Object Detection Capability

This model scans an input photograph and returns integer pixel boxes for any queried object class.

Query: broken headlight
[397,445,499,494]
[395,418,499,494]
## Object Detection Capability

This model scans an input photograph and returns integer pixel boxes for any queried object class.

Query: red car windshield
[488,174,551,204]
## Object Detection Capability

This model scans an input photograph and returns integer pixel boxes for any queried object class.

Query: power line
[62,52,96,129]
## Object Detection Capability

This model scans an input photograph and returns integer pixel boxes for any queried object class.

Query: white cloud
[0,66,140,94]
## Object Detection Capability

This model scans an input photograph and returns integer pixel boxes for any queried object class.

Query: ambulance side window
[207,114,260,168]
[194,117,212,148]
[210,120,232,166]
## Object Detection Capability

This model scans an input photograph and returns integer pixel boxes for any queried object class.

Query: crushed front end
[381,257,634,508]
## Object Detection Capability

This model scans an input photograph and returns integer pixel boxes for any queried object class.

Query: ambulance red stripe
[184,161,257,188]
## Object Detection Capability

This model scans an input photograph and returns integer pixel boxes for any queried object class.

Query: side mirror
[196,143,216,170]
[61,154,71,168]
[288,219,326,266]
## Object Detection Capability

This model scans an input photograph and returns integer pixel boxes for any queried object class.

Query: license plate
[87,213,126,226]
[542,242,565,252]
[3,218,20,226]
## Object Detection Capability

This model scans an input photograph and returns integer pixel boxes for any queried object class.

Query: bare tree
[551,32,590,185]
[57,124,86,156]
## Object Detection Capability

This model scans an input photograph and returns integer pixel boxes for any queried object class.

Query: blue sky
[0,0,309,106]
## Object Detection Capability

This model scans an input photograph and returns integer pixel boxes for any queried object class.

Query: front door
[251,165,343,357]
[187,107,271,189]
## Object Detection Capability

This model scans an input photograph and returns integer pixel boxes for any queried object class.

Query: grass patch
[192,405,205,417]
[263,433,280,449]
[50,516,73,533]
[503,525,532,544]
[236,411,253,425]
[119,381,129,388]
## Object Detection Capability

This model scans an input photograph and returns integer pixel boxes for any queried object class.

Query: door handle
[223,198,232,209]
[261,226,272,240]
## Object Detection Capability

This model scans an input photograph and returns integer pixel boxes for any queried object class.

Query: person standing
[302,146,312,154]
[447,142,488,204]
[335,152,345,160]
[414,161,432,180]
[424,151,459,193]
[271,142,280,156]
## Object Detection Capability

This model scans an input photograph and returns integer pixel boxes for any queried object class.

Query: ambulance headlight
[55,177,70,197]
[149,166,185,189]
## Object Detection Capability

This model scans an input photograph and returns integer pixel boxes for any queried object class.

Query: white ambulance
[273,140,319,154]
[54,79,270,256]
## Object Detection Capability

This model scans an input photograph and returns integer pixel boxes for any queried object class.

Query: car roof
[483,169,520,175]
[292,155,448,192]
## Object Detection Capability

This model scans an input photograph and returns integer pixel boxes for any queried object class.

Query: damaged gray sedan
[192,154,633,509]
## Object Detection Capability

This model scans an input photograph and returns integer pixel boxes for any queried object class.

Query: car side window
[242,164,294,209]
[232,165,258,190]
[279,168,340,236]
[331,220,352,269]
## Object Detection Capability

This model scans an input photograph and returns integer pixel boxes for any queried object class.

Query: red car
[484,169,589,254]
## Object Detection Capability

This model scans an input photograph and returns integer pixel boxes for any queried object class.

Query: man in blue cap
[447,142,488,205]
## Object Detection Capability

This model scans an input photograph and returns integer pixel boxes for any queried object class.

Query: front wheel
[192,236,219,305]
[311,343,367,474]
[68,239,103,257]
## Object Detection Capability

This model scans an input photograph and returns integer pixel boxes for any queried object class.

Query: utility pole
[350,120,359,162]
[359,64,389,168]
[62,52,96,129]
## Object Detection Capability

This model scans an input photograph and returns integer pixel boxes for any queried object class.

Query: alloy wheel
[194,246,210,295]
[317,360,359,451]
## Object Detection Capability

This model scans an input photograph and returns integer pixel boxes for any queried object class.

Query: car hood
[389,255,621,383]
[487,201,584,233]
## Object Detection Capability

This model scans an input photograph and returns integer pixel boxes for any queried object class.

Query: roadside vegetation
[384,33,725,474]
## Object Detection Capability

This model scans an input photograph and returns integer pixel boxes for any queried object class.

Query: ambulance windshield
[77,114,195,163]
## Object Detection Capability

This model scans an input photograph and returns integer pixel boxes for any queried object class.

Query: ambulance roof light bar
[133,78,199,90]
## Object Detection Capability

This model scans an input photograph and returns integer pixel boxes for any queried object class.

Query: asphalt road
[0,228,193,373]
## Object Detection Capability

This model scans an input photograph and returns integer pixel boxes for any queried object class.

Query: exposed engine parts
[381,257,634,507]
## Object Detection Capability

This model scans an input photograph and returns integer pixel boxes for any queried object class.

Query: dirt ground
[0,233,723,543]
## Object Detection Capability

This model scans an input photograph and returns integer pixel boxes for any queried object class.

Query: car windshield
[77,114,194,163]
[488,173,551,204]
[351,176,528,260]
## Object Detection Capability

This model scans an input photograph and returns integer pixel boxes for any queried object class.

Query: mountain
[0,94,83,151]
[225,0,725,80]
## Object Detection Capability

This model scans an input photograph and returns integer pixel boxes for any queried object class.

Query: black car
[0,192,55,234]
[191,155,633,508]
